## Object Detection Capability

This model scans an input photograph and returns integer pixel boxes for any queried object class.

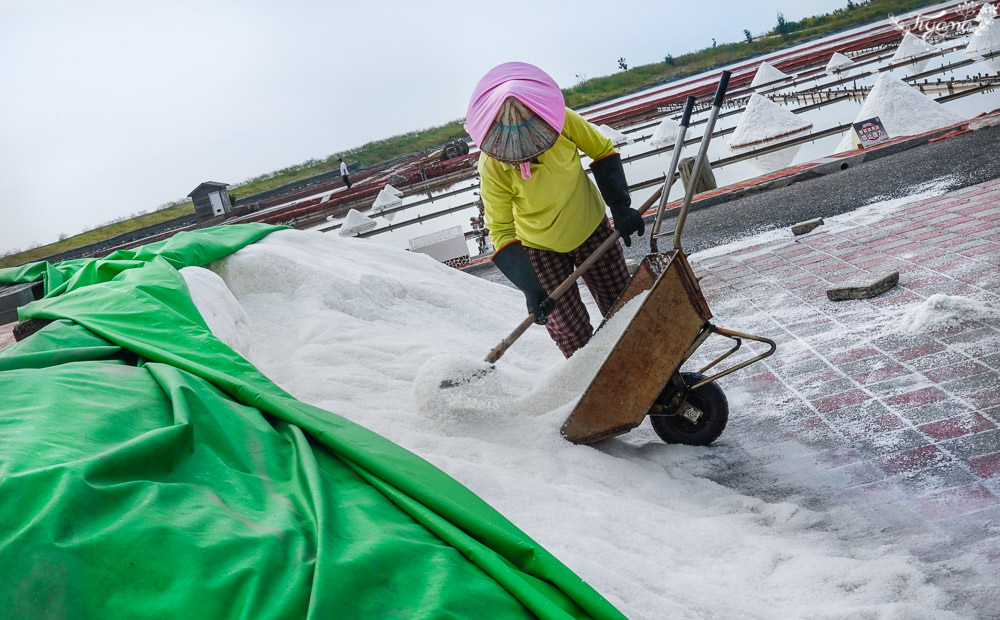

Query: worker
[465,61,644,357]
[339,158,352,189]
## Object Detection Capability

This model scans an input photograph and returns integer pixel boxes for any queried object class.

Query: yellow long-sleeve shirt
[478,108,616,254]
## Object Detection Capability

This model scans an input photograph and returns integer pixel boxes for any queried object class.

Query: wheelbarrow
[561,71,776,446]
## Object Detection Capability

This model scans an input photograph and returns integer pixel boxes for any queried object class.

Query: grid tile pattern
[688,177,1000,546]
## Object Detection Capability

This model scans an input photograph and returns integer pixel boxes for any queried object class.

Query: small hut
[188,181,232,220]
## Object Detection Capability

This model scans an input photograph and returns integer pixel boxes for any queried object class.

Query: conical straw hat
[480,96,560,164]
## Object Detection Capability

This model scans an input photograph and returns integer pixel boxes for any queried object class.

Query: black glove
[492,242,556,325]
[590,153,645,247]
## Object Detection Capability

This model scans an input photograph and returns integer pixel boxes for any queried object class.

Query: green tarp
[0,224,624,619]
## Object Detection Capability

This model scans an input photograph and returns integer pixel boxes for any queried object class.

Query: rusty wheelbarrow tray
[560,247,775,444]
[562,71,776,445]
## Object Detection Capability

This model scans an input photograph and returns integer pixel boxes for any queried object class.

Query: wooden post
[678,156,717,194]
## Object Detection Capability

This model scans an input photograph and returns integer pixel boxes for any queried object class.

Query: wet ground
[461,123,1000,615]
[670,175,1000,615]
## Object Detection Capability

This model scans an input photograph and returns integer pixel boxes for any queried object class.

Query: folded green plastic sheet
[0,224,625,619]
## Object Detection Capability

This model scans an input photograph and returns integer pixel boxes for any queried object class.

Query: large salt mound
[825,51,855,74]
[966,2,1000,73]
[834,73,965,153]
[749,60,789,89]
[890,32,936,72]
[729,93,813,148]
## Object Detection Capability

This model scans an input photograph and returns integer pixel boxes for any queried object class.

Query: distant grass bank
[1,203,194,269]
[1,0,944,269]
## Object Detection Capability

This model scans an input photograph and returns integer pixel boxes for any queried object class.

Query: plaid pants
[523,218,631,357]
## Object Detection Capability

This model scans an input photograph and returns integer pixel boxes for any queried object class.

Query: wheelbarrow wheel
[649,372,728,446]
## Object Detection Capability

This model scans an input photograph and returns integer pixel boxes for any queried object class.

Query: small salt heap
[597,124,632,147]
[371,184,404,221]
[749,60,790,90]
[649,116,680,148]
[339,208,378,237]
[890,32,936,72]
[966,2,1000,73]
[825,51,855,74]
[728,93,813,173]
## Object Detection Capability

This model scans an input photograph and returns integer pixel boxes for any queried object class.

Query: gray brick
[940,371,1000,397]
[895,400,972,425]
[853,428,930,457]
[894,462,978,495]
[938,429,1000,459]
[908,349,972,372]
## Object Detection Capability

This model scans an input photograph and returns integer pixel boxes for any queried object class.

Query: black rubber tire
[649,372,728,446]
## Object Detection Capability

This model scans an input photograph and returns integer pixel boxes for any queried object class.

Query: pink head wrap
[465,62,566,179]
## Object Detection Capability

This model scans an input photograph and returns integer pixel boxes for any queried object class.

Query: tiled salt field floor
[679,178,1000,573]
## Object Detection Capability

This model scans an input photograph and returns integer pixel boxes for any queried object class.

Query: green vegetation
[230,121,470,202]
[2,0,944,268]
[564,0,942,109]
[0,203,194,268]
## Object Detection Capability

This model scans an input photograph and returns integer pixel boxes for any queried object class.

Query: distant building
[188,181,232,220]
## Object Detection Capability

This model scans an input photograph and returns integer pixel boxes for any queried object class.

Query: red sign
[852,117,891,149]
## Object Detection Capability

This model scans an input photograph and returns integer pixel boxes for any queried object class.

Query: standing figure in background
[339,158,352,189]
[465,61,644,358]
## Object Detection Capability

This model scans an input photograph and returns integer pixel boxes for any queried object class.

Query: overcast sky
[0,0,852,254]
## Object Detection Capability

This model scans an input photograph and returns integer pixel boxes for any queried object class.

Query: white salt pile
[371,184,404,220]
[900,294,1000,333]
[338,208,377,236]
[185,228,971,619]
[825,51,855,74]
[649,115,680,148]
[179,266,254,359]
[597,123,632,147]
[966,2,1000,73]
[728,93,813,173]
[834,73,965,153]
[729,93,813,148]
[749,60,789,89]
[890,31,936,72]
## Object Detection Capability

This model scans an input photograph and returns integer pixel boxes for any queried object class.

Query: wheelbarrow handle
[649,95,697,253]
[485,232,622,364]
[712,71,731,107]
[673,70,731,251]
